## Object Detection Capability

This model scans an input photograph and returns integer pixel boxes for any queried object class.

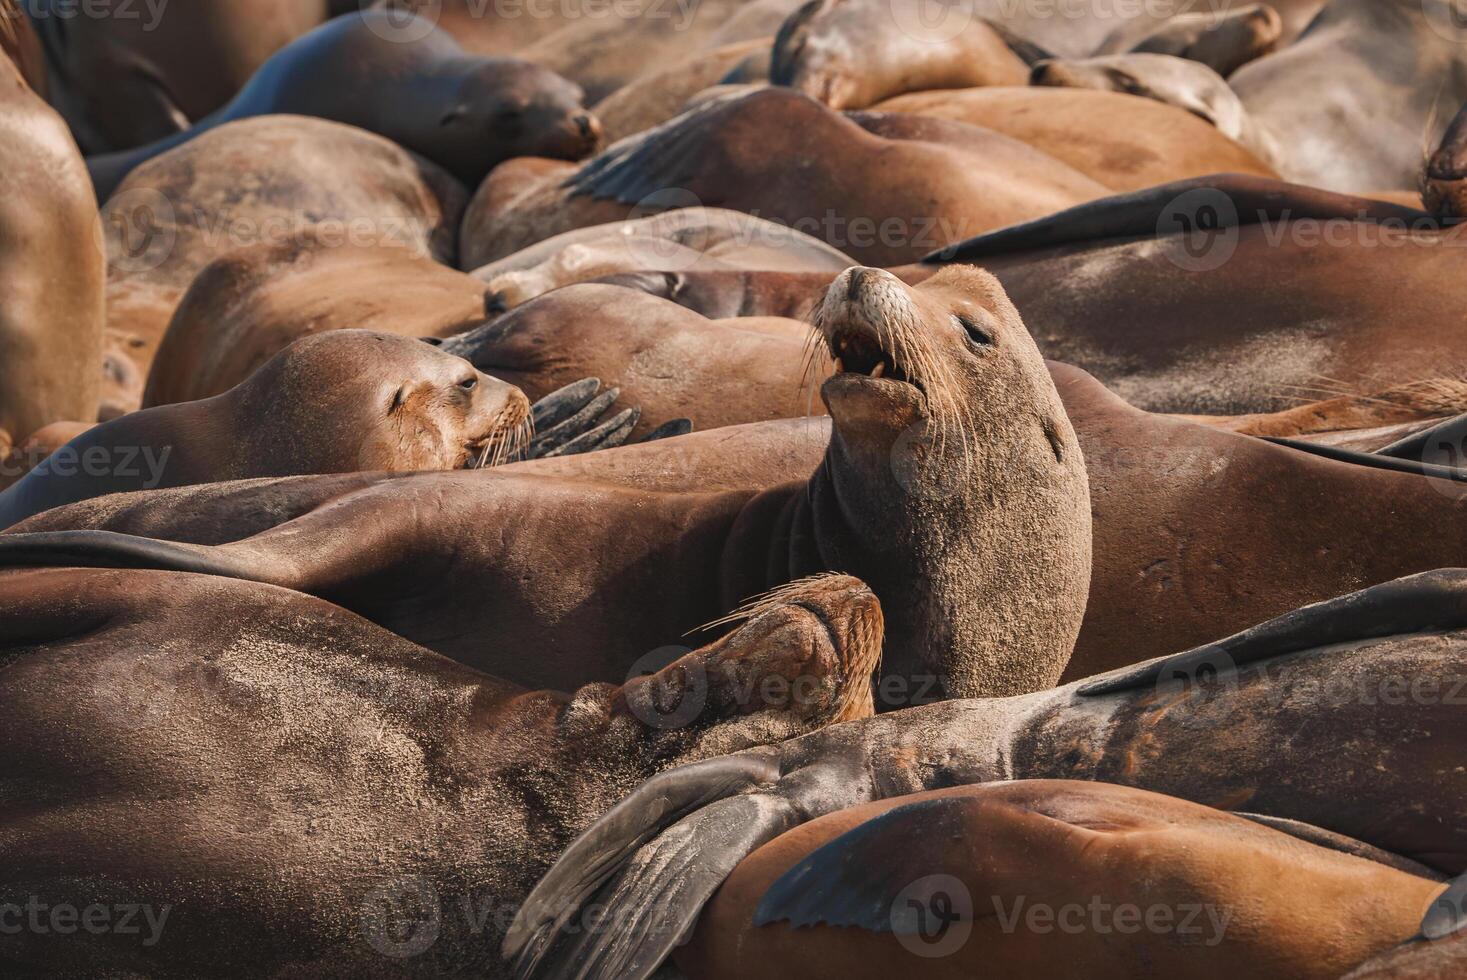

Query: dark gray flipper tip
[637,419,693,443]
[543,407,641,458]
[529,378,602,431]
[1422,872,1467,941]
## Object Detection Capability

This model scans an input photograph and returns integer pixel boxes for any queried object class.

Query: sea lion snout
[1423,103,1467,218]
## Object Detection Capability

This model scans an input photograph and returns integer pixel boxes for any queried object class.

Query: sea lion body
[0,331,531,531]
[871,86,1275,191]
[681,781,1443,980]
[591,38,770,142]
[27,0,327,151]
[0,268,1094,705]
[87,12,600,199]
[511,568,1467,978]
[101,114,466,417]
[0,52,104,455]
[146,234,492,407]
[0,566,880,977]
[461,88,1106,267]
[1096,3,1282,74]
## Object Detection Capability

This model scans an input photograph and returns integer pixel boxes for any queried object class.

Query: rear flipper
[1078,568,1467,697]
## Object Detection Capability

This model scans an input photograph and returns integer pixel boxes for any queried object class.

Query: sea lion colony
[2,0,1466,977]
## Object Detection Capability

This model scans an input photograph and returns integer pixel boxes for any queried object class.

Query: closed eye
[954,314,994,349]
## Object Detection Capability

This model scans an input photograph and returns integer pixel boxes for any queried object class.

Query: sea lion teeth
[869,362,885,378]
[833,357,845,373]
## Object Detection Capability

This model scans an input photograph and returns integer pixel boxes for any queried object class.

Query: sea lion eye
[459,377,478,391]
[954,314,994,349]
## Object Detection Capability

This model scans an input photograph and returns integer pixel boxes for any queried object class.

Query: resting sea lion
[471,208,853,311]
[27,0,326,151]
[0,266,1094,703]
[679,780,1445,980]
[145,233,493,407]
[591,38,769,142]
[929,172,1467,415]
[101,114,465,417]
[1344,921,1467,978]
[461,87,1106,267]
[0,331,531,531]
[0,567,880,977]
[510,567,1467,978]
[768,0,1029,110]
[1030,53,1282,168]
[872,86,1275,191]
[1095,3,1282,74]
[1229,0,1467,191]
[87,12,600,199]
[0,50,104,460]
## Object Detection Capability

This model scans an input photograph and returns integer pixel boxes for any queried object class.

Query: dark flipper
[981,19,1055,65]
[542,408,640,458]
[637,419,693,443]
[1235,813,1449,882]
[1423,871,1467,940]
[527,378,602,432]
[522,388,621,459]
[505,754,781,977]
[1078,569,1467,697]
[0,529,256,578]
[1262,436,1466,481]
[1378,411,1467,467]
[924,174,1433,263]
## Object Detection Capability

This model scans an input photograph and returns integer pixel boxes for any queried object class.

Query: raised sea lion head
[1422,102,1467,220]
[437,58,603,185]
[236,330,531,474]
[807,265,1092,700]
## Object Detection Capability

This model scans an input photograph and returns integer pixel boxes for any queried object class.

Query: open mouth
[823,323,917,389]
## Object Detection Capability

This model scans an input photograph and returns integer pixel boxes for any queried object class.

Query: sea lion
[471,208,854,311]
[768,0,1029,110]
[0,566,880,977]
[1095,3,1282,75]
[1344,918,1467,978]
[86,12,601,200]
[0,331,533,531]
[461,87,1106,267]
[678,781,1444,980]
[1030,53,1282,168]
[101,114,466,417]
[591,37,769,142]
[0,0,45,94]
[428,287,1467,682]
[928,172,1467,415]
[509,567,1467,978]
[1229,0,1467,191]
[0,266,1094,704]
[144,233,493,407]
[26,0,327,152]
[0,50,104,462]
[871,86,1275,191]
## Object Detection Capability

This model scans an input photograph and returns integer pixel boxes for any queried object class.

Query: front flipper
[1078,569,1467,697]
[925,174,1431,263]
[1261,436,1467,481]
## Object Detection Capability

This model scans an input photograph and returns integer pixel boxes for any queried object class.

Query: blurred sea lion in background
[101,114,465,417]
[0,47,104,474]
[87,12,601,199]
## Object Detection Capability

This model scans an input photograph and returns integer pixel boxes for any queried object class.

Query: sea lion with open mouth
[459,88,1106,268]
[0,267,1093,703]
[99,114,465,417]
[679,780,1446,980]
[508,567,1467,979]
[0,331,531,532]
[85,12,602,200]
[0,568,880,977]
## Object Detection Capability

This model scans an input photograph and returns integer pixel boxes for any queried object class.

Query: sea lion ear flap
[438,104,469,127]
[388,385,408,414]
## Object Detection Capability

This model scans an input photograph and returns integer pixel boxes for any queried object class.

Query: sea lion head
[808,266,1092,702]
[438,59,603,186]
[1422,102,1467,220]
[239,330,531,474]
